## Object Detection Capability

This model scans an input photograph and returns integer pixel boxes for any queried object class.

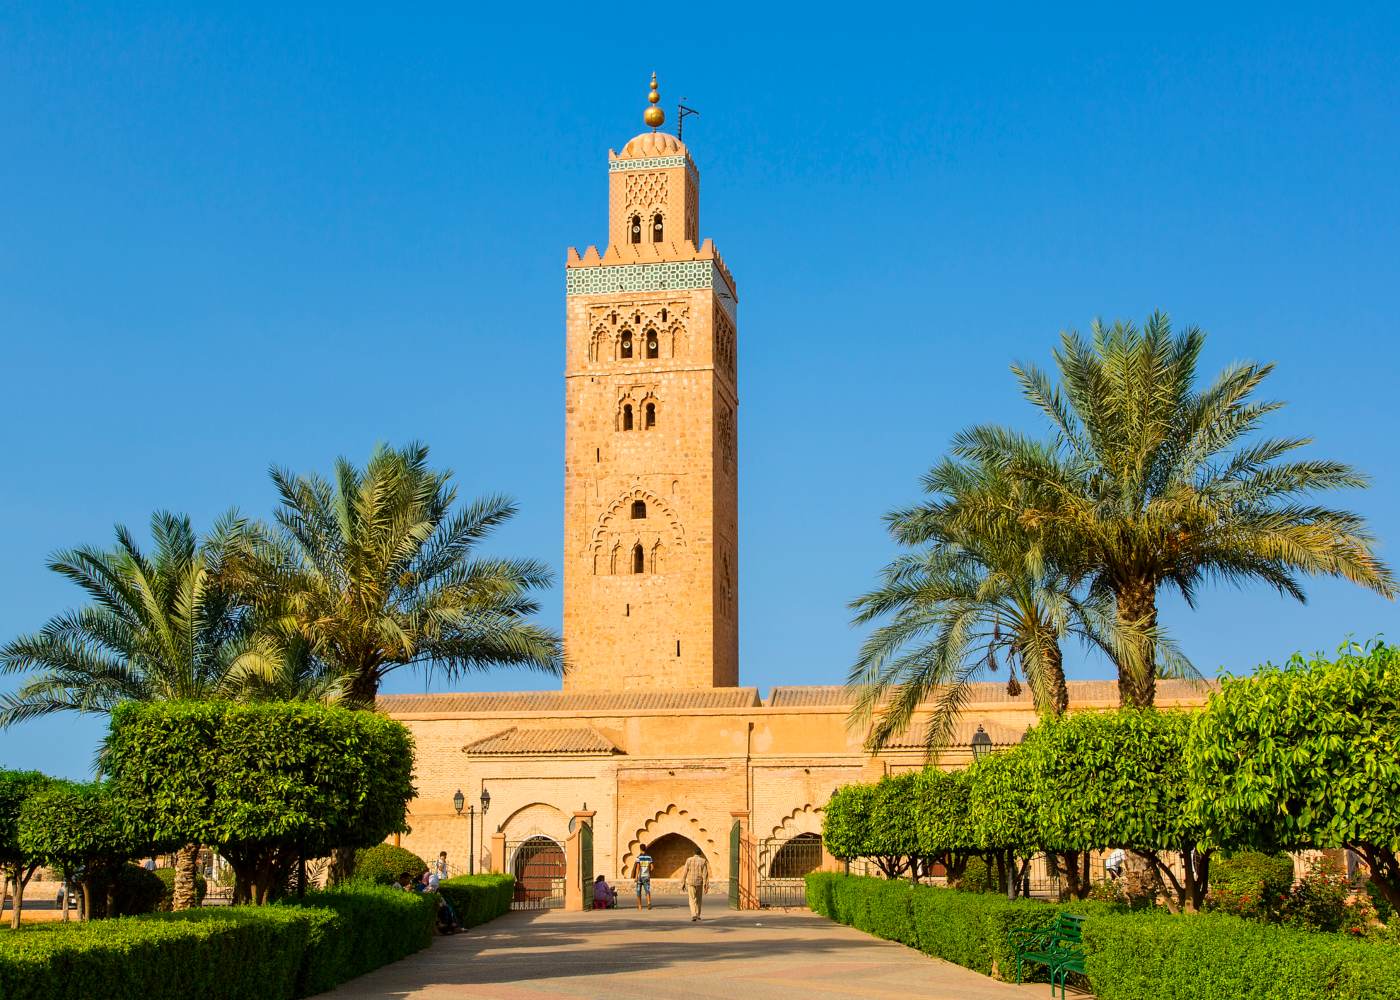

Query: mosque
[377,77,1205,905]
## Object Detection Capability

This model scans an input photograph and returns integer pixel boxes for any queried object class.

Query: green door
[580,822,593,899]
[728,819,740,908]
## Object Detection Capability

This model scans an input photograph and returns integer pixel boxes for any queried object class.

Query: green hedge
[437,874,514,927]
[0,884,435,1000]
[808,873,1400,999]
[806,871,1100,980]
[1084,910,1400,1000]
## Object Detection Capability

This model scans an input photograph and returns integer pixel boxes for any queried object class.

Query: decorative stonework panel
[609,155,690,172]
[715,308,736,383]
[718,405,736,474]
[567,260,722,296]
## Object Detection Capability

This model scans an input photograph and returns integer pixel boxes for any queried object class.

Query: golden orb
[644,71,664,128]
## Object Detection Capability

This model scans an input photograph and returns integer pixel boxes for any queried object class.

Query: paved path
[326,897,1057,999]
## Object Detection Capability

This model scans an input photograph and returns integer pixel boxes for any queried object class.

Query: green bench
[1009,912,1086,997]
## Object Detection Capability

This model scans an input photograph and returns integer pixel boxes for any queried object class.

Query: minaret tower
[562,74,739,691]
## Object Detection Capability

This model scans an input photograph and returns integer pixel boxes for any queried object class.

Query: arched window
[645,331,659,359]
[652,213,664,242]
[622,404,633,431]
[620,330,633,359]
[629,214,642,244]
[631,500,646,519]
[645,402,656,429]
[632,543,645,574]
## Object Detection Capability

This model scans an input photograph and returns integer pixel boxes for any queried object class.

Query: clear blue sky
[3,7,1397,779]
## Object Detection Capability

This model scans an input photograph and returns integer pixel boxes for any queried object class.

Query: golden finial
[643,72,665,129]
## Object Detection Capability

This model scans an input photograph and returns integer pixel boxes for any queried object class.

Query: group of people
[593,843,711,922]
[394,851,462,934]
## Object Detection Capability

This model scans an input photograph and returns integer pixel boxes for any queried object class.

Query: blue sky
[2,7,1397,778]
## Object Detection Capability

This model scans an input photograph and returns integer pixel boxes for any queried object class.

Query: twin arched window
[644,402,656,428]
[628,213,665,244]
[620,330,633,359]
[622,404,634,431]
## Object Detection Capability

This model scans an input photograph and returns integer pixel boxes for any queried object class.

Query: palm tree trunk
[1046,641,1069,717]
[1116,579,1158,708]
[172,843,200,911]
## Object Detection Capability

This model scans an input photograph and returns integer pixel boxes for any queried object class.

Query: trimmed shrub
[153,866,208,911]
[437,874,514,928]
[951,855,997,893]
[278,885,437,994]
[105,864,167,916]
[1083,910,1400,1000]
[809,872,1400,998]
[352,844,427,887]
[1208,851,1294,920]
[0,884,436,1000]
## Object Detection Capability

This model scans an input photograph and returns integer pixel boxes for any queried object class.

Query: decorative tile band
[566,260,736,318]
[609,156,690,172]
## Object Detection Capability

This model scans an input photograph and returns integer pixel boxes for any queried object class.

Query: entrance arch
[646,833,703,878]
[511,835,565,908]
[769,832,822,878]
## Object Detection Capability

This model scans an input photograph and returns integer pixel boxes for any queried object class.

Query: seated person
[593,874,618,909]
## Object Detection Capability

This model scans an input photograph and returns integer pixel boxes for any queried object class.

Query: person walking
[681,848,709,922]
[632,845,654,910]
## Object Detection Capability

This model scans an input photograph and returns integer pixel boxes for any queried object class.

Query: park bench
[1009,912,1086,997]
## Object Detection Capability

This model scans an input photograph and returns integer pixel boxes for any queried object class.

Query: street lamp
[971,724,992,762]
[452,789,488,875]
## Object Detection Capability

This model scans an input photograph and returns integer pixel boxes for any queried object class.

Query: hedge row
[0,884,436,1000]
[437,874,514,927]
[807,873,1400,999]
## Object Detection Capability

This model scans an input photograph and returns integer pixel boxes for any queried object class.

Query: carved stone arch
[616,390,638,431]
[588,487,684,558]
[759,804,825,876]
[638,391,660,430]
[667,321,685,359]
[589,323,610,363]
[499,801,569,844]
[622,804,718,874]
[642,324,660,359]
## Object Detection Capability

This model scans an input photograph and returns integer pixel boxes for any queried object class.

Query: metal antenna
[677,98,700,141]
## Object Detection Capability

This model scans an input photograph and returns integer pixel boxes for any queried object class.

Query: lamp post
[479,788,490,874]
[453,789,472,875]
[971,724,992,762]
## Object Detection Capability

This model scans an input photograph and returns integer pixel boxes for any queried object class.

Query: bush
[436,874,514,928]
[808,872,1400,998]
[1083,909,1400,1000]
[105,865,167,917]
[807,872,1108,980]
[0,884,435,1000]
[278,885,437,994]
[351,844,427,887]
[951,855,997,893]
[1280,856,1356,933]
[1208,851,1294,921]
[153,866,208,911]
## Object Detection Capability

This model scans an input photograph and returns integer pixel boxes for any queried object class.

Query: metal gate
[758,834,823,907]
[508,837,565,910]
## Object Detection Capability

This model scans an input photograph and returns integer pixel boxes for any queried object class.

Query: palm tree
[847,457,1168,753]
[0,511,258,909]
[957,313,1395,707]
[228,442,562,707]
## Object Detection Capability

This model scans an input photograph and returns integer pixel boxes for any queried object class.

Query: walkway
[326,897,1056,999]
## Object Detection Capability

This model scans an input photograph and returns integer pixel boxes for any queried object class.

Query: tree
[0,511,263,909]
[1190,641,1400,910]
[913,766,976,884]
[1023,708,1208,908]
[106,700,416,905]
[18,781,136,921]
[954,314,1394,706]
[965,748,1041,901]
[849,457,1151,752]
[227,443,562,707]
[0,769,53,928]
[821,783,873,864]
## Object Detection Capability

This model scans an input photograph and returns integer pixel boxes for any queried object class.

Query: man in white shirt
[681,849,710,922]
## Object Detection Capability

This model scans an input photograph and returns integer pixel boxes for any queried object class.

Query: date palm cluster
[849,314,1394,752]
[0,443,562,728]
